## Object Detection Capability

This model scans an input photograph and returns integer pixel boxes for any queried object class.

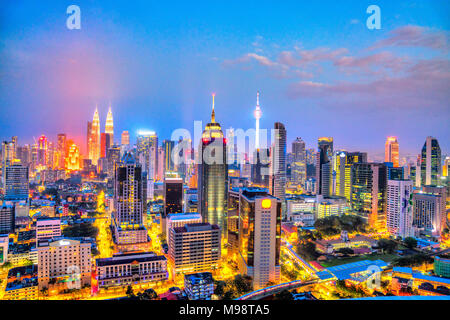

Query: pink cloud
[370,25,449,51]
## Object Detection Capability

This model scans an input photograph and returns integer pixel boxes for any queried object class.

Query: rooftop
[97,252,166,267]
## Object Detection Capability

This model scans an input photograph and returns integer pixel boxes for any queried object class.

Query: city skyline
[0,1,449,305]
[0,1,449,156]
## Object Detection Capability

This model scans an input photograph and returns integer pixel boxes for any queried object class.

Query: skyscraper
[164,176,183,216]
[163,140,175,173]
[315,137,333,197]
[112,152,150,252]
[0,206,15,235]
[420,136,442,186]
[121,131,130,146]
[105,106,114,143]
[269,122,286,210]
[351,162,387,230]
[4,162,29,202]
[89,108,101,165]
[387,179,413,238]
[292,137,306,187]
[57,134,67,169]
[385,136,400,167]
[37,135,48,166]
[251,148,270,187]
[65,143,81,171]
[413,192,443,237]
[198,94,228,235]
[238,188,281,290]
[136,131,158,180]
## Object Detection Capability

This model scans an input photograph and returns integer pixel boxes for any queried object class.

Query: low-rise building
[434,256,450,279]
[184,272,214,300]
[3,265,38,300]
[96,252,168,289]
[391,267,450,296]
[315,232,377,254]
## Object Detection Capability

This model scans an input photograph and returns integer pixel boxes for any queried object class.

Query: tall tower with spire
[254,91,262,150]
[89,107,101,165]
[198,94,228,237]
[105,105,114,143]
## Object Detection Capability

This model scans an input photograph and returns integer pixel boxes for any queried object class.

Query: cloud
[287,57,450,109]
[370,25,449,51]
[278,47,348,67]
[223,53,278,68]
[334,51,409,74]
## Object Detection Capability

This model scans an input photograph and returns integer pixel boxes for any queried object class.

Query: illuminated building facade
[227,188,240,255]
[420,136,442,186]
[385,136,400,167]
[412,193,442,237]
[121,131,130,146]
[163,176,183,216]
[96,253,168,289]
[37,239,92,291]
[315,137,333,197]
[333,151,367,201]
[269,122,286,214]
[198,94,228,236]
[0,206,15,235]
[36,217,61,244]
[316,196,349,219]
[292,137,306,187]
[238,188,281,290]
[350,163,387,230]
[106,145,121,178]
[112,152,150,252]
[168,223,221,277]
[137,130,158,181]
[387,179,414,238]
[4,162,29,201]
[163,140,175,173]
[65,143,81,171]
[37,135,48,167]
[184,272,214,300]
[165,212,202,237]
[88,108,101,165]
[100,133,111,159]
[105,106,114,143]
[3,265,38,300]
[56,134,66,169]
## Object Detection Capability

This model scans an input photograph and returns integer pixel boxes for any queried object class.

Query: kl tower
[254,91,262,150]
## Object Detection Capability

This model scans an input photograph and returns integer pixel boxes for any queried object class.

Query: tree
[403,237,418,249]
[336,248,354,255]
[296,241,319,261]
[377,239,398,254]
[233,275,253,295]
[214,280,226,296]
[126,285,134,298]
[273,289,293,300]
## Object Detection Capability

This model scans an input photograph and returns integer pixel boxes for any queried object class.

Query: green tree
[377,239,398,254]
[296,241,319,261]
[403,237,418,249]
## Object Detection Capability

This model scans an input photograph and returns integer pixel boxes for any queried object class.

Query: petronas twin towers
[88,106,114,165]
